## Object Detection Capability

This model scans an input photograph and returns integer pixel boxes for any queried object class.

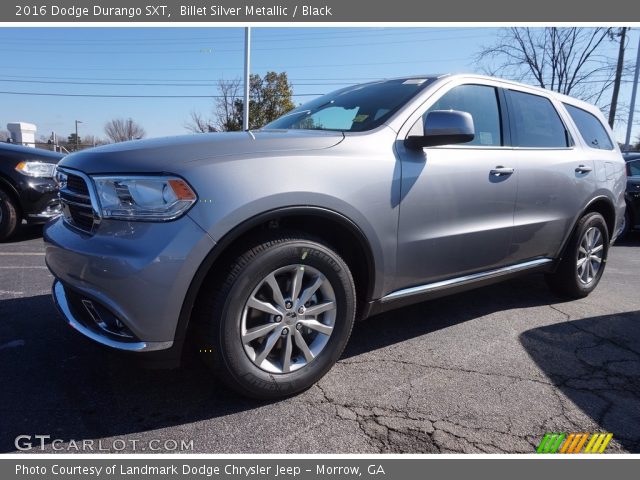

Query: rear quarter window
[508,90,570,148]
[564,103,614,150]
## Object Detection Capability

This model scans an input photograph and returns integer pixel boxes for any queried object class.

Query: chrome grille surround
[57,167,102,234]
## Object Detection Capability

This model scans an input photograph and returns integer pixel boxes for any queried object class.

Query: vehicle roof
[0,142,64,160]
[376,73,609,134]
[379,73,602,111]
[623,152,640,161]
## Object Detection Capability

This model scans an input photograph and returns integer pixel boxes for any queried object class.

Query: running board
[382,258,553,302]
[361,258,556,318]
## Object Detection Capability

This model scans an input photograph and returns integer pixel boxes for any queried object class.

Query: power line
[0,74,382,82]
[0,28,489,46]
[0,57,469,73]
[0,33,487,55]
[0,78,355,87]
[0,90,324,98]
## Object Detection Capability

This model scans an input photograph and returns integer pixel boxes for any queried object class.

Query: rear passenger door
[506,89,597,263]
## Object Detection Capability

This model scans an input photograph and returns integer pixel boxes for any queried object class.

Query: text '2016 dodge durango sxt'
[45,74,627,399]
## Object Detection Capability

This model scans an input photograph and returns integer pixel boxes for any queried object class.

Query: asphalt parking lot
[1,226,639,454]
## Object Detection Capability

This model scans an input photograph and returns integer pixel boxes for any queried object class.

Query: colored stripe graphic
[537,433,566,453]
[559,433,575,453]
[549,433,566,453]
[584,433,599,453]
[598,433,613,453]
[571,433,589,453]
[536,434,552,453]
[536,432,612,453]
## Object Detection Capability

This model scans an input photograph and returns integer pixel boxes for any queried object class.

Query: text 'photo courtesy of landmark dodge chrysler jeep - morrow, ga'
[45,74,626,399]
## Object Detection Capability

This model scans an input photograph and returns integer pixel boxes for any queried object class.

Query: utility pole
[625,33,640,151]
[75,120,82,151]
[609,27,627,128]
[243,27,251,131]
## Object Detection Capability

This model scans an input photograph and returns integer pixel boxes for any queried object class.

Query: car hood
[59,130,345,174]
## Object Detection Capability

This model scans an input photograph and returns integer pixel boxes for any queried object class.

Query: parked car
[0,143,63,240]
[45,74,626,399]
[622,152,640,236]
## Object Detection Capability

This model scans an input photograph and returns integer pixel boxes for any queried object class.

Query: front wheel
[545,212,609,299]
[0,188,20,242]
[198,233,356,399]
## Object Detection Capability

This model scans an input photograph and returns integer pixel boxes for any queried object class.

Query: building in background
[6,122,37,147]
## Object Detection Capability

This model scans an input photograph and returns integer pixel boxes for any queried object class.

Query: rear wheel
[197,233,356,399]
[0,188,20,241]
[545,212,609,298]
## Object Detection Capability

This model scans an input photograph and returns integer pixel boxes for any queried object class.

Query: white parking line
[0,266,49,269]
[0,252,45,256]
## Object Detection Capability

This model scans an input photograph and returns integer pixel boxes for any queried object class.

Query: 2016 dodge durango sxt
[44,74,627,399]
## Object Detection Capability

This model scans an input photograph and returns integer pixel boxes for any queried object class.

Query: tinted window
[509,90,569,148]
[564,103,614,150]
[421,84,502,146]
[629,160,640,177]
[265,78,435,132]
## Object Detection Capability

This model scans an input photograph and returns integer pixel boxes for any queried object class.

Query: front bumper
[44,215,216,351]
[17,177,61,223]
[52,280,172,352]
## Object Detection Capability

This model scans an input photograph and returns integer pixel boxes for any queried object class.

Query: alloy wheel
[240,264,337,374]
[576,226,604,284]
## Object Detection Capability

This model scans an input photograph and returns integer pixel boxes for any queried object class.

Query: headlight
[92,176,197,221]
[15,161,57,178]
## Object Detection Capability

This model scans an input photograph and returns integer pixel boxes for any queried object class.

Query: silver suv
[45,74,626,399]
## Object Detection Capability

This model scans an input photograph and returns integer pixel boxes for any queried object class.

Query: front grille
[58,170,99,234]
[67,204,95,230]
[67,173,89,195]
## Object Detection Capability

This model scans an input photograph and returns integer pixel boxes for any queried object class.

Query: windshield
[264,78,435,132]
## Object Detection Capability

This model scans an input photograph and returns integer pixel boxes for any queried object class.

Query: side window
[415,84,502,147]
[564,103,614,150]
[508,90,569,148]
[629,160,640,177]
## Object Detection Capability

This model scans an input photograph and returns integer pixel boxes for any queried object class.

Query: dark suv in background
[0,143,63,240]
[623,152,640,236]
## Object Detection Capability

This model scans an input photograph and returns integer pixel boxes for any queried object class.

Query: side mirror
[405,110,475,149]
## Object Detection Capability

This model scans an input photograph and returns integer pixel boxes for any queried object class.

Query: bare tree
[214,78,242,131]
[185,75,293,133]
[82,134,109,147]
[184,79,241,133]
[478,28,617,107]
[184,111,216,133]
[104,118,146,143]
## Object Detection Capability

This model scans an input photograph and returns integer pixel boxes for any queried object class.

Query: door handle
[490,166,515,176]
[575,165,593,174]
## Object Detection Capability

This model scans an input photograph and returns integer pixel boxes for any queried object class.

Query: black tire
[545,212,609,299]
[197,232,356,399]
[0,188,20,242]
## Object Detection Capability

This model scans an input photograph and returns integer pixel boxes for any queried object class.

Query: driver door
[394,83,517,291]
